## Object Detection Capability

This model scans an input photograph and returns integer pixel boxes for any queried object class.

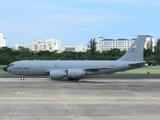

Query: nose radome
[3,66,8,72]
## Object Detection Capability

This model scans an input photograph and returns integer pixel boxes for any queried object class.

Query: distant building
[12,44,24,50]
[59,44,87,52]
[97,37,134,51]
[97,35,155,52]
[27,39,61,52]
[0,33,6,47]
[144,36,155,52]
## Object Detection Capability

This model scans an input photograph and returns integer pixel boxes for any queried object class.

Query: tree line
[0,38,160,65]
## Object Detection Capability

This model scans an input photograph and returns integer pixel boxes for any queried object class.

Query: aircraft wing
[46,67,114,73]
[84,67,114,72]
[46,67,114,79]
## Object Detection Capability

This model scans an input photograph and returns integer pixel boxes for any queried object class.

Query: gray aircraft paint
[3,35,148,80]
[117,35,146,61]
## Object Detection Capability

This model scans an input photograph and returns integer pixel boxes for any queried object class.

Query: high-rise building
[0,33,6,47]
[59,44,87,52]
[144,36,155,52]
[97,35,155,52]
[27,39,61,52]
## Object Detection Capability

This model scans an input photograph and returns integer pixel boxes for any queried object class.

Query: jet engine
[68,69,85,79]
[50,70,67,80]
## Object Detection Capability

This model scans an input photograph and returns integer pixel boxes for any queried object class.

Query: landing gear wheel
[68,78,79,81]
[20,76,25,81]
[68,78,73,81]
[75,78,79,81]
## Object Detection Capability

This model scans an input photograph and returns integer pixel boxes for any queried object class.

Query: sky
[0,0,160,47]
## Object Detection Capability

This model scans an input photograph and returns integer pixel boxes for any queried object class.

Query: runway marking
[142,83,148,86]
[12,82,24,118]
[50,82,82,120]
[144,82,160,92]
[118,83,130,91]
[0,99,160,102]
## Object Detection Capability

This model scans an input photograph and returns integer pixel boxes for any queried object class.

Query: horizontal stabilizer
[129,62,146,67]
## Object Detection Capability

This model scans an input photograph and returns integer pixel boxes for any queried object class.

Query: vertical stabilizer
[117,35,147,61]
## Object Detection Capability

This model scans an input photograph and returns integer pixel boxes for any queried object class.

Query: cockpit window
[8,64,14,67]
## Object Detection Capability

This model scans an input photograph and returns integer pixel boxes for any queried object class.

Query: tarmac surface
[0,74,160,120]
[1,73,160,79]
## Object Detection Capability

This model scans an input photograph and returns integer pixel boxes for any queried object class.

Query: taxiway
[0,76,160,120]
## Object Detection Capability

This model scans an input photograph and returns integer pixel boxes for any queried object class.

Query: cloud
[78,0,139,3]
[76,0,160,6]
[24,1,134,24]
[0,0,139,36]
[1,0,160,47]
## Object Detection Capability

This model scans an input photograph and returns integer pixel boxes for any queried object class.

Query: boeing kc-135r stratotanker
[3,35,149,81]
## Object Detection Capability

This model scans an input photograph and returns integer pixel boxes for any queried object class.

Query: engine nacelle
[68,69,85,79]
[50,70,67,80]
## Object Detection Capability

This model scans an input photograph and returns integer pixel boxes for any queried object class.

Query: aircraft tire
[20,76,25,81]
[74,78,79,81]
[68,78,79,81]
[68,78,73,81]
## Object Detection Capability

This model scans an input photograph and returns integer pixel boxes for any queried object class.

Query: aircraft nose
[3,66,8,72]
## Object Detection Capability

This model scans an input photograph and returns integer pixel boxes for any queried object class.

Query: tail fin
[117,35,147,61]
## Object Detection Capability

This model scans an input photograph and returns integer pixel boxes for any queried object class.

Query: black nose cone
[3,66,8,72]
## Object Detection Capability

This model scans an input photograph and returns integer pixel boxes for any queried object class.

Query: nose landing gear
[20,76,25,81]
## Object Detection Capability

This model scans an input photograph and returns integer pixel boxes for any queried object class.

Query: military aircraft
[3,35,148,81]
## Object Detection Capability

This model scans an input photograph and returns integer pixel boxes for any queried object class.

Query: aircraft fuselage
[5,60,144,76]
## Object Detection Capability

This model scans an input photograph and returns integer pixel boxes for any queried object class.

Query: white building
[144,36,155,51]
[0,33,6,47]
[12,44,24,50]
[97,35,155,52]
[59,44,87,52]
[27,39,61,52]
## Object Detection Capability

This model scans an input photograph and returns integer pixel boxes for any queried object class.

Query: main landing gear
[68,78,79,81]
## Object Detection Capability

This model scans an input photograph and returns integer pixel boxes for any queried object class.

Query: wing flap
[85,67,114,72]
